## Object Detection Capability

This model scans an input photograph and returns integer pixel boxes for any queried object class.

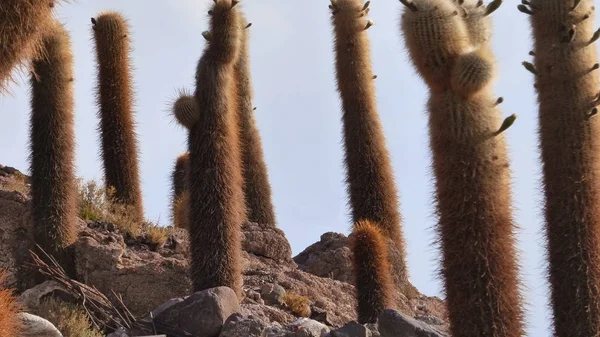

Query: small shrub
[0,270,22,337]
[33,297,103,337]
[76,178,142,237]
[145,224,169,248]
[282,292,311,317]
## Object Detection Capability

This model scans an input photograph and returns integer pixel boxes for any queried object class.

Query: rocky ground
[0,164,448,337]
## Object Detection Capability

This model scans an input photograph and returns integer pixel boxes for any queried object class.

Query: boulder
[17,312,63,337]
[242,221,293,262]
[293,232,353,283]
[377,309,447,337]
[154,287,240,337]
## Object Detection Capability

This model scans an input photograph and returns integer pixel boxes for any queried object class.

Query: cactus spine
[171,152,190,229]
[401,1,525,336]
[188,0,245,297]
[235,17,277,226]
[350,220,393,323]
[523,0,600,335]
[29,21,77,269]
[330,0,409,290]
[0,0,55,91]
[92,12,144,222]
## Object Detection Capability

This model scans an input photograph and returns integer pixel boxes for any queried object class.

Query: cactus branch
[494,114,517,136]
[484,0,503,16]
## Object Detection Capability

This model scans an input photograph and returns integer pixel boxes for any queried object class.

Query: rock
[242,221,293,262]
[219,313,270,337]
[310,306,334,326]
[377,309,447,337]
[293,232,353,283]
[150,297,184,318]
[17,312,63,337]
[289,318,330,337]
[415,315,444,326]
[261,283,286,306]
[244,288,264,305]
[17,280,71,310]
[154,287,240,337]
[106,327,129,337]
[329,321,371,337]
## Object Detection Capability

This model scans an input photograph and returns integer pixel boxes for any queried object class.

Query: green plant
[33,297,103,337]
[329,0,408,288]
[76,178,142,237]
[282,292,311,318]
[0,270,22,337]
[188,0,246,298]
[235,17,277,226]
[400,0,524,336]
[0,0,57,91]
[92,11,144,222]
[349,219,393,323]
[29,20,77,273]
[522,0,600,335]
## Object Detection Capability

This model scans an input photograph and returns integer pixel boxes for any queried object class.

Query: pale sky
[2,1,595,336]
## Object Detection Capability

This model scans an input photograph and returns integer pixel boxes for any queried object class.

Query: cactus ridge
[29,21,77,273]
[188,0,246,298]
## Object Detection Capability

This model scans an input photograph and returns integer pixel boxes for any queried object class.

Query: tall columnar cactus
[171,152,190,229]
[329,0,409,290]
[29,21,77,270]
[188,0,245,297]
[0,0,56,90]
[401,0,525,336]
[349,220,393,323]
[92,12,144,222]
[520,1,600,335]
[235,16,277,226]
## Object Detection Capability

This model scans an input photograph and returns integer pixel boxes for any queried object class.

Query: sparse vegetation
[282,292,311,317]
[0,270,22,337]
[32,297,103,337]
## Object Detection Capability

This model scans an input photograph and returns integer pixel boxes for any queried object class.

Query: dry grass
[144,224,169,248]
[0,270,23,337]
[33,297,104,337]
[0,170,29,194]
[76,178,142,237]
[282,292,311,317]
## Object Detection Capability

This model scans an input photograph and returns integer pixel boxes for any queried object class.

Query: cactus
[29,21,77,272]
[91,12,144,222]
[172,89,200,130]
[330,0,409,289]
[401,1,525,336]
[0,0,56,91]
[235,16,277,226]
[188,0,245,297]
[350,220,393,323]
[0,270,22,337]
[171,152,189,229]
[523,0,600,335]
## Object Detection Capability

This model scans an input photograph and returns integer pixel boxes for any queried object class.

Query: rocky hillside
[0,164,448,336]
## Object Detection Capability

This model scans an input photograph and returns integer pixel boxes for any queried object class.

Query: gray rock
[17,312,63,337]
[150,297,184,318]
[242,221,293,262]
[154,287,240,337]
[415,315,444,326]
[378,309,447,337]
[106,327,129,337]
[219,313,269,337]
[261,283,286,306]
[17,280,70,309]
[329,321,371,337]
[293,233,353,283]
[289,318,330,337]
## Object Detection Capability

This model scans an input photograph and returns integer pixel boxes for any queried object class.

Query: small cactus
[172,90,199,129]
[350,220,393,324]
